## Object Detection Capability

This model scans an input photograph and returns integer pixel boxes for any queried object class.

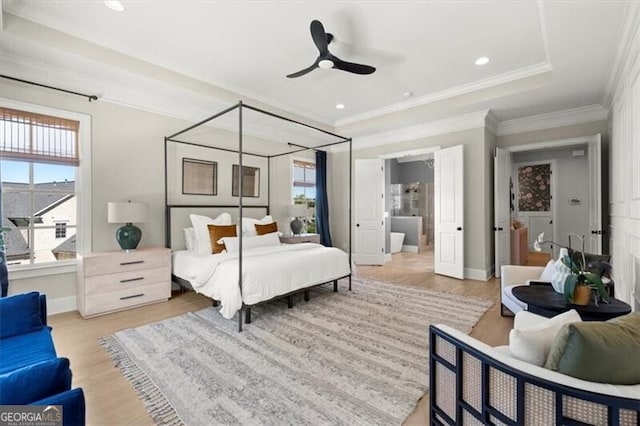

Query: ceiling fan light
[318,59,334,69]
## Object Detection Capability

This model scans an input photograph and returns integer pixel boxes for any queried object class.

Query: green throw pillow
[544,313,640,385]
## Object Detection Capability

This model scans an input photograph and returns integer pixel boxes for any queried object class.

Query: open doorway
[383,149,439,273]
[494,134,602,275]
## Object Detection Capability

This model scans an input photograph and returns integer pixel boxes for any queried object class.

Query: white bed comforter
[173,243,350,319]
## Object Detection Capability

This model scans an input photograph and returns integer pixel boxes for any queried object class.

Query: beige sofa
[429,324,640,425]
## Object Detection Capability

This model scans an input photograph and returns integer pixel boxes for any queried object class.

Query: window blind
[0,107,80,165]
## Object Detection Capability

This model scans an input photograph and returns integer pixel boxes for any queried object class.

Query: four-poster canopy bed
[164,101,352,331]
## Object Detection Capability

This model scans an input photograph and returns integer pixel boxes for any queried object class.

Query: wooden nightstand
[279,233,321,244]
[77,247,171,318]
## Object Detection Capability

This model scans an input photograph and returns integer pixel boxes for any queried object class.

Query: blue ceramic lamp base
[115,223,142,251]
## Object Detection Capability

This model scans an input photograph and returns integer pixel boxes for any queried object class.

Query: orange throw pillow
[255,222,278,236]
[207,224,237,254]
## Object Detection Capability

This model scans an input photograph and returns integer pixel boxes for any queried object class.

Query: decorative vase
[572,285,591,306]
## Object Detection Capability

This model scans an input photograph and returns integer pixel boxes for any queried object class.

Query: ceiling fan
[286,20,376,78]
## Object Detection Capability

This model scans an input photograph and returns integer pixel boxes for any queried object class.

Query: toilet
[390,232,405,254]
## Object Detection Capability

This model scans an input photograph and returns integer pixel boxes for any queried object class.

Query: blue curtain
[315,150,332,247]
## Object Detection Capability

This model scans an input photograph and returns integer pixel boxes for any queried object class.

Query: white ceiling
[0,0,628,134]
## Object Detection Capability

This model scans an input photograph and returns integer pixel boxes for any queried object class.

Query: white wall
[607,2,640,309]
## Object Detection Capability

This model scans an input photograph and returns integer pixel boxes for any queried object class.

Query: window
[55,222,67,239]
[292,159,316,233]
[1,107,80,266]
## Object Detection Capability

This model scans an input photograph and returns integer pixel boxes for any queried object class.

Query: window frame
[1,98,92,278]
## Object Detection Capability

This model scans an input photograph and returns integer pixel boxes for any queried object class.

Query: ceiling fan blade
[310,20,329,56]
[331,55,376,75]
[286,60,319,78]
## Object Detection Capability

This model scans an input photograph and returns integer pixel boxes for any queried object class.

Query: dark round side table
[512,284,632,321]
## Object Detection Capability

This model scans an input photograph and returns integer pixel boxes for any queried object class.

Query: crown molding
[335,62,552,128]
[603,1,640,109]
[331,110,489,153]
[484,110,499,135]
[496,104,608,136]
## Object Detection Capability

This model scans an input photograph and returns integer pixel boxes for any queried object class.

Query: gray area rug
[101,277,492,426]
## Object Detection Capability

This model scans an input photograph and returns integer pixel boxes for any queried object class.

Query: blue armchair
[0,292,85,426]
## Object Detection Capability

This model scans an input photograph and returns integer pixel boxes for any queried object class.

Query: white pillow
[220,232,281,253]
[539,260,556,282]
[241,215,274,236]
[183,227,197,252]
[190,213,232,255]
[509,309,582,366]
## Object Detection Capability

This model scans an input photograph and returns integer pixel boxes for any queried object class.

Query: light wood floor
[48,249,513,426]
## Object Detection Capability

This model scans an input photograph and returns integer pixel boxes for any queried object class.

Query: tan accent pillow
[254,221,278,236]
[207,224,236,254]
[544,312,640,384]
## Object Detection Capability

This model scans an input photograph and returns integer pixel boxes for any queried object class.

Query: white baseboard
[384,253,392,263]
[464,267,493,281]
[402,245,419,253]
[47,296,77,315]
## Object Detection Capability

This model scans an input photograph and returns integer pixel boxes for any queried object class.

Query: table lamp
[108,201,148,251]
[287,204,307,235]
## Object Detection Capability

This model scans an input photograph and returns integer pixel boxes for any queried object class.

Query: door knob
[356,223,360,227]
[457,227,463,231]
[591,230,597,234]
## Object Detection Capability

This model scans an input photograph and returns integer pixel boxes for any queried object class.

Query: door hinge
[381,247,384,253]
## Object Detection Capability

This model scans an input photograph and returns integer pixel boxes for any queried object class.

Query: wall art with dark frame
[232,164,260,197]
[182,158,217,195]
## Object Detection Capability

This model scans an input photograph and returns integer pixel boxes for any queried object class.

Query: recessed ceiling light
[104,0,125,12]
[475,56,490,66]
[336,104,345,109]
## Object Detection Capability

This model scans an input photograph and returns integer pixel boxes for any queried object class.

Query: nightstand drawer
[83,282,170,317]
[84,249,169,277]
[84,266,170,296]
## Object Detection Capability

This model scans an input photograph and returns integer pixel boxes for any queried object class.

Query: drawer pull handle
[120,277,144,283]
[120,293,144,300]
[120,260,144,266]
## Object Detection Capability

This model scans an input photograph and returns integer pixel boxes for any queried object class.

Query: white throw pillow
[539,260,556,282]
[221,232,281,253]
[241,215,274,237]
[183,227,197,252]
[509,309,582,366]
[190,213,232,255]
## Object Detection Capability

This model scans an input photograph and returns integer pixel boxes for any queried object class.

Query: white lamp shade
[108,202,148,224]
[287,204,307,218]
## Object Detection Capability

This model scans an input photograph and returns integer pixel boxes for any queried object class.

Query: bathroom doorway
[383,149,437,272]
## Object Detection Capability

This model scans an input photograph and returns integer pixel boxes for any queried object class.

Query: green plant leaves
[564,274,578,303]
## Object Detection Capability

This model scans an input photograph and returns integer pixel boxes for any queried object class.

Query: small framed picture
[232,165,260,197]
[182,158,217,195]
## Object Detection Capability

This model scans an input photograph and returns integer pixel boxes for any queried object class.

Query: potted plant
[533,232,610,305]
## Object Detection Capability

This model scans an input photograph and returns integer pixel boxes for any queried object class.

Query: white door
[434,145,464,279]
[587,134,602,254]
[494,147,512,277]
[354,159,385,265]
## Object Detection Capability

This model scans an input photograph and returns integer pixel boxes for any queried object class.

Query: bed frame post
[348,137,353,291]
[304,290,310,302]
[238,100,244,332]
[245,308,252,324]
[238,308,243,332]
[333,280,338,292]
